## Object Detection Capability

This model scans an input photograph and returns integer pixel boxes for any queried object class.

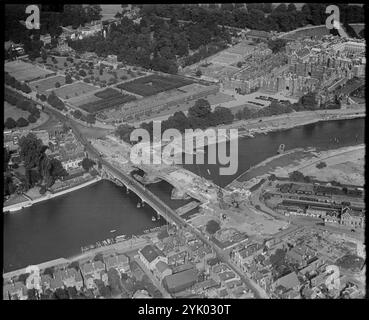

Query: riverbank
[169,106,365,155]
[3,176,102,213]
[3,227,162,280]
[228,144,365,190]
[223,106,365,140]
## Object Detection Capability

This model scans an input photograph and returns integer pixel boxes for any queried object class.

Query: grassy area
[117,74,194,97]
[29,75,66,94]
[48,81,99,99]
[4,101,30,121]
[5,60,55,82]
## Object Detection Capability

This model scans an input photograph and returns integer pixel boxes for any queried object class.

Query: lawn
[47,81,99,99]
[4,101,30,121]
[29,75,66,94]
[116,74,194,97]
[5,60,55,82]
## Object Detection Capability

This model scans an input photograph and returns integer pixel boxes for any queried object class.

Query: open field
[235,145,365,190]
[5,60,55,82]
[66,92,102,107]
[29,75,66,93]
[79,88,136,113]
[297,145,365,186]
[4,101,30,121]
[117,74,194,97]
[47,81,99,99]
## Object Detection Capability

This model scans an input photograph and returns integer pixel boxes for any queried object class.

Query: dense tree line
[4,88,41,129]
[5,5,102,59]
[19,133,68,191]
[67,12,231,74]
[47,92,66,111]
[5,72,32,94]
[115,98,234,143]
[140,4,365,34]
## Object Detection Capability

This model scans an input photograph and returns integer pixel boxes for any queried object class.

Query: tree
[41,50,47,62]
[115,124,135,143]
[188,99,211,119]
[206,220,220,235]
[79,69,87,77]
[69,261,80,271]
[53,288,69,299]
[289,170,305,182]
[19,133,44,169]
[28,114,38,123]
[94,253,104,263]
[268,39,287,53]
[55,82,61,88]
[81,158,96,172]
[316,162,327,169]
[16,117,29,127]
[47,158,68,182]
[18,273,30,285]
[67,286,78,299]
[212,106,234,125]
[5,117,17,129]
[195,69,202,77]
[21,83,31,93]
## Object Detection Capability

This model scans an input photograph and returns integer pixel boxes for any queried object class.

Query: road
[11,85,267,297]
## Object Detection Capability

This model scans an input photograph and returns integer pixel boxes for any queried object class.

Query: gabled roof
[275,271,300,290]
[155,261,171,274]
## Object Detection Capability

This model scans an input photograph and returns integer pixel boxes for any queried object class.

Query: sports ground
[117,74,194,97]
[5,60,55,82]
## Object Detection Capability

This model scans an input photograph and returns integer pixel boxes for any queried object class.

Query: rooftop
[139,244,165,263]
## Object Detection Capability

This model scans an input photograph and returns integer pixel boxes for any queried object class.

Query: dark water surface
[3,118,364,272]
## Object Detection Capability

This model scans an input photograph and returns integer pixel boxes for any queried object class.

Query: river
[3,118,365,272]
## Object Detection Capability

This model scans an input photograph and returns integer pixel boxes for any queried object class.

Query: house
[274,271,300,291]
[104,254,130,273]
[25,271,42,292]
[81,261,106,281]
[217,271,237,284]
[3,282,28,300]
[154,261,172,282]
[101,271,109,286]
[310,272,328,287]
[49,278,64,292]
[163,268,198,294]
[340,208,365,229]
[306,206,326,218]
[84,274,97,290]
[40,274,53,291]
[54,268,84,291]
[217,287,229,298]
[138,244,168,271]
